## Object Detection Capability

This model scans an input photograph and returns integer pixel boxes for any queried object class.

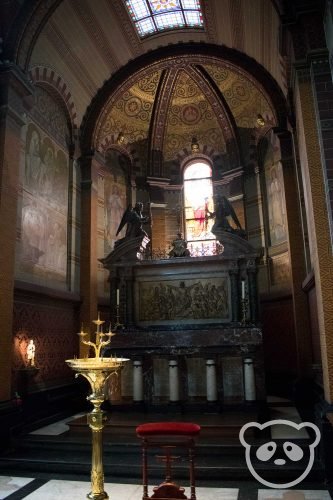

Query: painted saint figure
[106,184,125,249]
[268,165,286,243]
[27,339,36,367]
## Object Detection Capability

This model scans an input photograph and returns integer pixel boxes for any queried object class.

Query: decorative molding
[28,65,77,127]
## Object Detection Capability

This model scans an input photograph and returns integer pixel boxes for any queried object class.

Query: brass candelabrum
[66,314,128,500]
[113,304,124,330]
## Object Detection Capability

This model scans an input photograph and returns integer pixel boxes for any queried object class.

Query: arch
[100,135,142,176]
[29,66,78,130]
[4,0,62,69]
[81,43,288,156]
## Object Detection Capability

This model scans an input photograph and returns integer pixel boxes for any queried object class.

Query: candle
[116,289,120,305]
[241,280,245,299]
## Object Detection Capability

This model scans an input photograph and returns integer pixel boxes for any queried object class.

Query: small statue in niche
[115,202,150,245]
[207,195,246,237]
[169,233,190,258]
[26,339,36,367]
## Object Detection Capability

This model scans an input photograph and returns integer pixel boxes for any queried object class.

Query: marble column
[206,359,218,402]
[124,267,134,327]
[169,359,180,402]
[79,152,99,357]
[243,358,256,401]
[133,360,144,402]
[247,262,258,324]
[229,268,240,322]
[109,272,118,326]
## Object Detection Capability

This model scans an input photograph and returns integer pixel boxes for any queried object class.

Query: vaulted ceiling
[26,0,286,128]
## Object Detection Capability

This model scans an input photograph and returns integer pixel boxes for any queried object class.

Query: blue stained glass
[155,11,184,28]
[184,11,202,25]
[124,0,203,38]
[136,18,157,35]
[125,0,150,20]
[181,0,200,8]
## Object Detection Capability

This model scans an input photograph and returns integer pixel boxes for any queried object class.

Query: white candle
[116,289,120,305]
[241,280,245,299]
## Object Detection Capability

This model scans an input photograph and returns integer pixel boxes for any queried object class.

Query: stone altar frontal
[102,232,264,405]
[135,260,231,327]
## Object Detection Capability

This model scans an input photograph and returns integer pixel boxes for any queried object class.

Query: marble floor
[0,476,331,500]
[3,400,329,499]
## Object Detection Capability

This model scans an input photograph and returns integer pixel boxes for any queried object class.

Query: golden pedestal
[66,316,128,499]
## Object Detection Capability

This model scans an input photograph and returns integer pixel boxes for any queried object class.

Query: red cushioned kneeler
[136,422,201,500]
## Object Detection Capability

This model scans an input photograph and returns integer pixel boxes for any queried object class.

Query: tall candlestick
[241,280,245,299]
[116,288,120,305]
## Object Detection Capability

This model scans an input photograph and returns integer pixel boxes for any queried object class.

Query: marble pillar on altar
[243,357,256,401]
[133,360,144,402]
[206,359,218,402]
[169,359,180,402]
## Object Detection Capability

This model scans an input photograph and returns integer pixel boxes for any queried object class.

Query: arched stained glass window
[183,160,217,256]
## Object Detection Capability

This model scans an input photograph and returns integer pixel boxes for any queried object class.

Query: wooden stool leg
[189,441,196,500]
[142,438,148,499]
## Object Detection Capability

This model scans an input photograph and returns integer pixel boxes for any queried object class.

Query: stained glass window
[124,0,203,37]
[183,161,217,256]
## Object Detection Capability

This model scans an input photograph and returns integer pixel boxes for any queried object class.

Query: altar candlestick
[116,289,120,305]
[241,280,245,299]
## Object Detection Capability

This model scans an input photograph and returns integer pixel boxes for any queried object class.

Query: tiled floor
[0,476,331,500]
[257,490,331,500]
[0,477,34,499]
[0,477,239,499]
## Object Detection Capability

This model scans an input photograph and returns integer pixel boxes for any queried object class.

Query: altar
[101,231,265,407]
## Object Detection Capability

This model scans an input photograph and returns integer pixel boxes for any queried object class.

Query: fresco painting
[104,150,128,254]
[20,123,68,281]
[266,161,287,246]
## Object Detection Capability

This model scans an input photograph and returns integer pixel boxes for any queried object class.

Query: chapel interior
[2,0,333,498]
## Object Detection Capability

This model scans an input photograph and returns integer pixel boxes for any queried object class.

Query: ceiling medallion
[181,104,200,125]
[125,96,142,116]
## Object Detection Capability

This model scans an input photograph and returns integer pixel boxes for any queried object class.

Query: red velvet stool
[136,422,201,500]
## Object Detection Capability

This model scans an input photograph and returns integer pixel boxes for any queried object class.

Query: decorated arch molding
[101,138,142,175]
[4,0,62,70]
[29,65,78,128]
[83,44,287,156]
[148,67,178,177]
[146,63,241,176]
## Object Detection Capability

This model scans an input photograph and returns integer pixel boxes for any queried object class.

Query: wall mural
[19,122,68,283]
[266,161,287,246]
[104,150,128,254]
[138,277,230,325]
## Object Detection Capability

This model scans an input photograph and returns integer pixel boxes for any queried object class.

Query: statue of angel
[115,202,150,244]
[208,195,244,235]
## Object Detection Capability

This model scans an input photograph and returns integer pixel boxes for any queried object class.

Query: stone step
[0,432,323,483]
